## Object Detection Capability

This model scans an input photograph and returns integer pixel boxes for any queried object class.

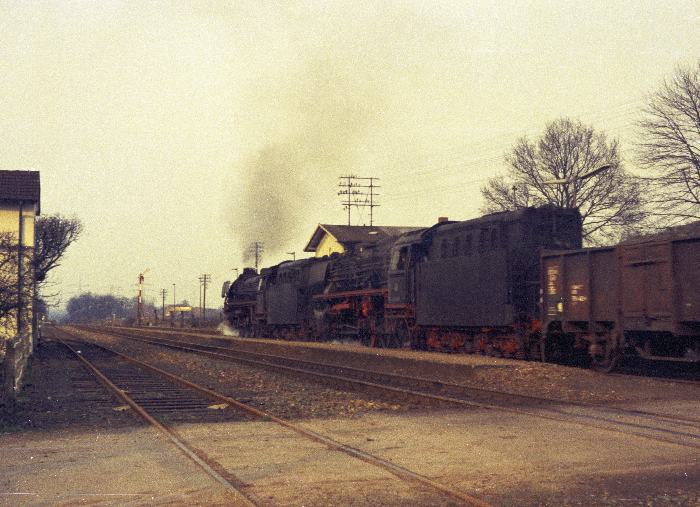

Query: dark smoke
[236,144,310,262]
[227,57,383,265]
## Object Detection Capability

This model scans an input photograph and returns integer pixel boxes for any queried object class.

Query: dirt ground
[1,330,698,506]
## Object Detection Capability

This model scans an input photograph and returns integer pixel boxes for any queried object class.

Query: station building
[303,224,422,258]
[0,170,40,407]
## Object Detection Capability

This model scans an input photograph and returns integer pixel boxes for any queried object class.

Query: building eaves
[0,170,41,214]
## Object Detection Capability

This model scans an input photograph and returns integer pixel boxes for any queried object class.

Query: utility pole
[17,201,24,339]
[247,242,264,272]
[368,177,378,226]
[338,175,381,225]
[338,175,356,226]
[198,275,203,319]
[200,274,211,323]
[160,288,167,324]
[171,283,176,327]
[136,272,144,326]
[287,251,296,261]
[136,268,150,326]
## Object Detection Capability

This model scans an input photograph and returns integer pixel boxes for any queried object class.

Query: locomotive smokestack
[437,216,449,223]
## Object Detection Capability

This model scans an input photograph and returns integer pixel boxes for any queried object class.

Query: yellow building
[0,170,40,405]
[304,224,423,258]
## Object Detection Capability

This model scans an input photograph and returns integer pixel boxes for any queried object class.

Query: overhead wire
[377,96,648,204]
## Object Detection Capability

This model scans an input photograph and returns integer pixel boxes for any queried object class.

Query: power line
[362,96,647,196]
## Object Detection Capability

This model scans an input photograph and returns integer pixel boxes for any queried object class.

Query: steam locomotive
[223,205,700,371]
[224,206,579,358]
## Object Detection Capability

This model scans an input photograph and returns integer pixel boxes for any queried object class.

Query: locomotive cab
[387,229,427,306]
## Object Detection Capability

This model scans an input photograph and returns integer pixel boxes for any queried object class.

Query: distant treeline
[64,293,133,323]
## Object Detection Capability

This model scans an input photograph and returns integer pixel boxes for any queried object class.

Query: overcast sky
[2,1,699,309]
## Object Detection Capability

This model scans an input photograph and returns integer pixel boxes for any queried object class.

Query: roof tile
[0,170,41,202]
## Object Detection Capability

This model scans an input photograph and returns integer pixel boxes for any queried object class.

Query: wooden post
[2,338,17,412]
[17,201,24,341]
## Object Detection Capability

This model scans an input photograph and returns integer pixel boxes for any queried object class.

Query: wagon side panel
[542,248,616,325]
[619,241,673,331]
[589,249,617,322]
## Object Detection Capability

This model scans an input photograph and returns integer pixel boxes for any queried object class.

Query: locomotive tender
[224,206,700,369]
[225,206,581,359]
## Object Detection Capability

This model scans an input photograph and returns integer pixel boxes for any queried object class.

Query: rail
[91,326,700,452]
[58,327,492,507]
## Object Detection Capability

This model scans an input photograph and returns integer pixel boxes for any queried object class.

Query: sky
[1,0,699,310]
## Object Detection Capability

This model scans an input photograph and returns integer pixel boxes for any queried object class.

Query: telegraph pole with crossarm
[338,175,380,225]
[160,288,168,323]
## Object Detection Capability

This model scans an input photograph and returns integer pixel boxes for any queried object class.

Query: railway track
[82,326,700,452]
[55,327,491,507]
[106,325,700,384]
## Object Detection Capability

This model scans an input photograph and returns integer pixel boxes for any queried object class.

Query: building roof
[304,224,423,252]
[0,170,41,213]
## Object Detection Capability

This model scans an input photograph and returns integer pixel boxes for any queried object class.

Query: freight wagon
[541,226,700,371]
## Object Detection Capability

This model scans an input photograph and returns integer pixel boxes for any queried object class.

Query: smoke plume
[228,56,383,264]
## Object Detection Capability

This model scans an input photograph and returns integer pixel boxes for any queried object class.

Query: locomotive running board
[313,288,387,300]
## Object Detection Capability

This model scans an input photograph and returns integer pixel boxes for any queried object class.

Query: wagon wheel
[542,323,575,364]
[358,320,373,347]
[410,327,426,350]
[590,336,621,373]
[526,332,542,361]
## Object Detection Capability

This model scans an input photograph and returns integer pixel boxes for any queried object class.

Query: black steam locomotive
[224,205,582,360]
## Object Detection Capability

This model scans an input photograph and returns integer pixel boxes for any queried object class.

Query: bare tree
[33,215,83,288]
[0,233,23,322]
[0,215,82,328]
[481,118,646,244]
[637,61,700,225]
